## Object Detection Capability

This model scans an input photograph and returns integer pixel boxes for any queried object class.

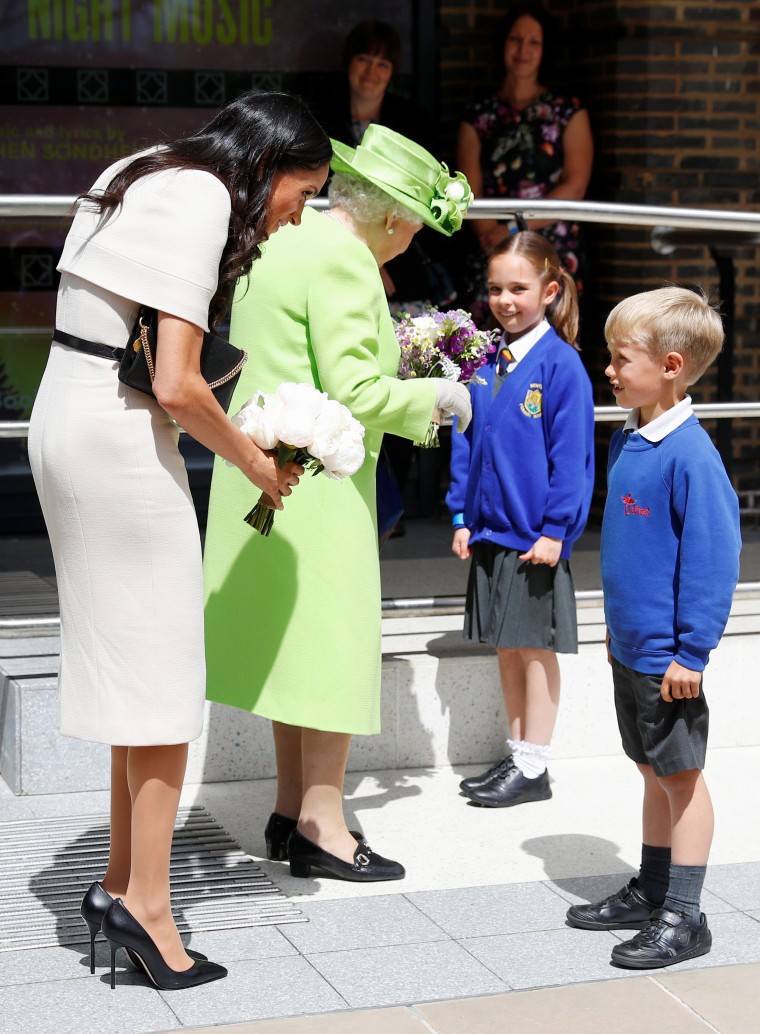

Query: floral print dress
[462,90,587,321]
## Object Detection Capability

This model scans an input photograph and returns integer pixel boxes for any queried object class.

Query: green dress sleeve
[305,238,437,442]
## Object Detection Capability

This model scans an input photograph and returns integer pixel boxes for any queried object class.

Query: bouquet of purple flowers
[395,308,499,446]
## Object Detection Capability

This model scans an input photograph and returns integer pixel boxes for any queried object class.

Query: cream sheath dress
[28,155,231,745]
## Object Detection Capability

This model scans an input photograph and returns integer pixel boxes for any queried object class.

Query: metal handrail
[382,582,760,612]
[2,194,759,628]
[3,194,760,233]
[5,580,760,631]
[5,402,760,440]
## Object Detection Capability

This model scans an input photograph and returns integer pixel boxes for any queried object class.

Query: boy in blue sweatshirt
[566,286,740,968]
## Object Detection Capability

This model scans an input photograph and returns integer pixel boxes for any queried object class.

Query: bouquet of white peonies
[232,382,366,535]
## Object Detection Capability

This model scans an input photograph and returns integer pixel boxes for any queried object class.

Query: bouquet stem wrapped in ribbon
[395,308,499,447]
[232,383,366,535]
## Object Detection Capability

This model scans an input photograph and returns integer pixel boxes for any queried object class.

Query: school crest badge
[520,383,543,418]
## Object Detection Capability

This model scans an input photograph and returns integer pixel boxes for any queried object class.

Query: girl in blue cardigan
[447,231,595,807]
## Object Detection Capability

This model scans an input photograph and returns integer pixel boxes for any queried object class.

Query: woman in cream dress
[28,91,331,989]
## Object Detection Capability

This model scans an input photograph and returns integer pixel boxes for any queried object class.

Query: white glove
[434,380,472,433]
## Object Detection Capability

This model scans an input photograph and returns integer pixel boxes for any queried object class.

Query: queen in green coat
[203,125,472,882]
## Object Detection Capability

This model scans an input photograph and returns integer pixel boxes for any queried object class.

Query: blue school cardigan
[446,327,595,560]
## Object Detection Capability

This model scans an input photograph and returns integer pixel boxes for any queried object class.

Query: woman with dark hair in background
[457,1,593,322]
[28,91,331,990]
[316,19,432,152]
[313,18,445,310]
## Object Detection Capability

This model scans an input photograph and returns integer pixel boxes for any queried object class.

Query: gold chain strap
[133,314,246,390]
[207,350,248,389]
[132,315,155,382]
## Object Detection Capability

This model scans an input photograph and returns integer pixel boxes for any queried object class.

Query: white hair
[327,171,421,227]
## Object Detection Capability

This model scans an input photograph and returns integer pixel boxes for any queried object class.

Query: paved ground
[1,525,759,1032]
[1,749,758,1033]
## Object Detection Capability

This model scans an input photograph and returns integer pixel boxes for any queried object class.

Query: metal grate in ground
[0,805,305,951]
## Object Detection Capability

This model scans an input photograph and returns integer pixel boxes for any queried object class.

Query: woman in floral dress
[457,2,593,321]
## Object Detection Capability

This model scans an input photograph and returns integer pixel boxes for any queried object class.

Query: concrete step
[2,597,760,796]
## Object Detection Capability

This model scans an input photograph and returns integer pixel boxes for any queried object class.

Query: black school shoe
[611,908,712,969]
[459,756,512,793]
[566,878,657,931]
[461,763,552,807]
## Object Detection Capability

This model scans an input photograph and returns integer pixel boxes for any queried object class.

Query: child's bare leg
[658,769,713,865]
[497,647,560,741]
[635,763,672,906]
[498,647,558,779]
[653,768,712,924]
[497,647,526,740]
[521,648,560,744]
[638,763,671,847]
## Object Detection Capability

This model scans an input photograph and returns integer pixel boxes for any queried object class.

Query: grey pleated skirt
[464,541,578,653]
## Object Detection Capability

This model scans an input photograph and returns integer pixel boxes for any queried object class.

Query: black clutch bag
[118,306,247,413]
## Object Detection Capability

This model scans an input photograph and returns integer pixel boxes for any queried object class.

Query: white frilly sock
[507,738,551,779]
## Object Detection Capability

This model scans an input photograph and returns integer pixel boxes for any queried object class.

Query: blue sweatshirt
[447,326,595,559]
[602,415,740,674]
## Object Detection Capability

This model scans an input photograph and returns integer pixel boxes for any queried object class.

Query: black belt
[53,328,125,362]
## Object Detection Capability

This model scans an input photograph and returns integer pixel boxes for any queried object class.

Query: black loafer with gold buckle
[287,829,405,882]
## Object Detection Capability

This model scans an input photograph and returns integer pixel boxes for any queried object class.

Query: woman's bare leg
[122,743,192,972]
[297,729,356,864]
[272,721,304,819]
[102,746,132,898]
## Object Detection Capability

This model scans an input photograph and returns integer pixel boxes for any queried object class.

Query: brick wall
[436,1,760,499]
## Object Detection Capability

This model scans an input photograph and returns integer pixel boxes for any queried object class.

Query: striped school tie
[497,345,515,377]
[494,344,515,394]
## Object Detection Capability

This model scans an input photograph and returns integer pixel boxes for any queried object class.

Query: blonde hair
[605,286,723,385]
[487,231,580,347]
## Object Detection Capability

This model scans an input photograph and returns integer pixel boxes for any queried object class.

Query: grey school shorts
[611,656,709,776]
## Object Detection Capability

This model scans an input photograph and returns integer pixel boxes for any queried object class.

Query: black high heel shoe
[80,882,207,974]
[264,812,365,861]
[287,829,405,882]
[101,899,227,990]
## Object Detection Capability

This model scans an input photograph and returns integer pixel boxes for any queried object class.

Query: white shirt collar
[503,319,550,366]
[623,396,694,443]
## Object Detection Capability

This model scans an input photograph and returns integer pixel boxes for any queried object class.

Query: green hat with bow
[330,124,472,237]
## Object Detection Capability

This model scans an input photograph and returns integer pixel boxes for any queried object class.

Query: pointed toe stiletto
[81,882,113,974]
[287,829,405,882]
[101,899,227,990]
[264,812,364,861]
[80,881,207,974]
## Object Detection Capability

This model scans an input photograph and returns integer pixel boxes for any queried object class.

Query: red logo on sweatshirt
[622,494,651,517]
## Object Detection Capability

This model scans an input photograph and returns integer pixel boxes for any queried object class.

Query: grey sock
[637,843,670,906]
[663,863,707,923]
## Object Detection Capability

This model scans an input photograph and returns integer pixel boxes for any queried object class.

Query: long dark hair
[79,91,332,325]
